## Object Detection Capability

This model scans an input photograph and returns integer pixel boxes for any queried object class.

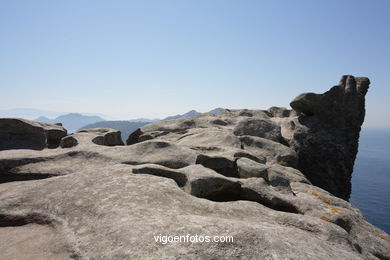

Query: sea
[350,128,390,234]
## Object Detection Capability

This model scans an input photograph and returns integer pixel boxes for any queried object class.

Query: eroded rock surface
[0,75,389,259]
[60,128,124,148]
[290,75,370,200]
[0,118,67,150]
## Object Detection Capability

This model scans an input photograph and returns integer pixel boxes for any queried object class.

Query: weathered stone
[289,75,370,200]
[60,135,78,148]
[0,75,388,259]
[120,140,198,169]
[196,154,238,177]
[236,157,269,179]
[233,118,283,142]
[0,118,67,150]
[240,135,297,166]
[268,106,295,118]
[77,128,124,146]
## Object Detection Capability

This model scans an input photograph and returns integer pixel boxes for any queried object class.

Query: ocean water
[350,128,390,234]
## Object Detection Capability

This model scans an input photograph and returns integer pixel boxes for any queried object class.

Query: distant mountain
[163,110,201,121]
[162,108,224,121]
[208,107,224,115]
[128,118,160,123]
[79,121,150,142]
[0,108,64,120]
[77,108,224,141]
[35,113,105,133]
[25,108,224,134]
[35,116,52,122]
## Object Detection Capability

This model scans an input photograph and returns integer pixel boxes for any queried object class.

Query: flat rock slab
[0,224,75,260]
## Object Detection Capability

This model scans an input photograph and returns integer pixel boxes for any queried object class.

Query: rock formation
[0,118,67,150]
[0,76,389,259]
[289,75,370,200]
[59,128,123,148]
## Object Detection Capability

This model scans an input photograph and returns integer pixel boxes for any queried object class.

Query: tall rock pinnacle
[290,75,370,200]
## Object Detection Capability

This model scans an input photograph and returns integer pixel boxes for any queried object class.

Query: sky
[0,0,389,127]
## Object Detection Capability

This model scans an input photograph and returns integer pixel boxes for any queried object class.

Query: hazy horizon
[1,0,389,127]
[1,107,390,131]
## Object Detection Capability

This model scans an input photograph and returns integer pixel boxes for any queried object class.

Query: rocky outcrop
[289,75,370,200]
[76,128,124,146]
[60,135,79,148]
[0,118,67,150]
[59,128,124,148]
[126,77,368,201]
[0,76,388,259]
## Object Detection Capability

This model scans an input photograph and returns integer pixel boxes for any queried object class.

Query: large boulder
[59,135,78,148]
[0,118,67,150]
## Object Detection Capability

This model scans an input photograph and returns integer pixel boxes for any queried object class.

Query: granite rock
[0,118,67,150]
[0,76,388,259]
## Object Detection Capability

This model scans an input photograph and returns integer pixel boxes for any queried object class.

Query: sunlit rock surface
[0,76,389,259]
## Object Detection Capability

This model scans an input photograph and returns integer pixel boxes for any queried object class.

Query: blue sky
[1,0,389,127]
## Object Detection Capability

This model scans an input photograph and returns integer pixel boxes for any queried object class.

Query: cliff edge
[290,75,370,200]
